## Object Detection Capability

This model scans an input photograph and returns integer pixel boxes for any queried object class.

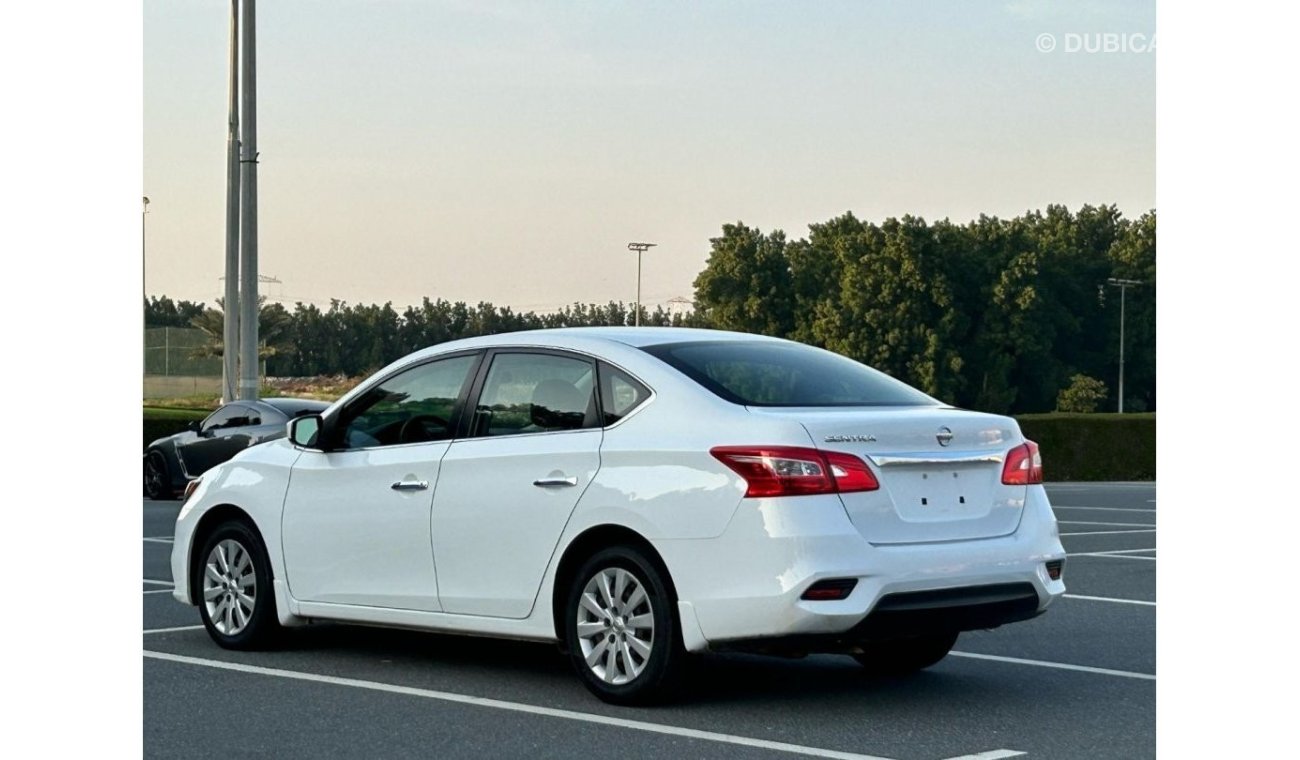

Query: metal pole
[627,242,656,327]
[222,0,241,404]
[238,0,260,401]
[142,197,149,297]
[1118,284,1126,414]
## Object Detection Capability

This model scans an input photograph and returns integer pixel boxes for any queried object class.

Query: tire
[564,545,685,705]
[197,521,281,650]
[852,631,959,675]
[144,451,173,500]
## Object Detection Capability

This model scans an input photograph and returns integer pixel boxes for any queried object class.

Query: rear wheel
[564,546,685,704]
[852,632,959,675]
[197,521,281,649]
[144,451,172,500]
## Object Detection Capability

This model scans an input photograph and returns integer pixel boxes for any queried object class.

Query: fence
[144,327,222,399]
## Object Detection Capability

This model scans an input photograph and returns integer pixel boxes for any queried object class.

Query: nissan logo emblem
[936,427,953,447]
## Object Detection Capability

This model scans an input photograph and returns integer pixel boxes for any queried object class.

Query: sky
[144,0,1155,313]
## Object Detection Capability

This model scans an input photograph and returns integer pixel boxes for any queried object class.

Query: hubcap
[202,539,256,636]
[145,456,163,495]
[576,567,654,685]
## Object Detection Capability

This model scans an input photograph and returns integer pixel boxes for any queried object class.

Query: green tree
[693,223,794,336]
[1056,374,1108,413]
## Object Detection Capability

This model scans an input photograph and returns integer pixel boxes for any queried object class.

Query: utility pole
[627,242,656,326]
[237,0,260,401]
[1107,278,1142,413]
[222,0,241,404]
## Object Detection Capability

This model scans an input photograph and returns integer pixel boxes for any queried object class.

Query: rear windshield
[641,340,939,407]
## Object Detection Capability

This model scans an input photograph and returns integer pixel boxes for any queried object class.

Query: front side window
[337,354,478,448]
[472,353,597,437]
[642,340,939,407]
[201,404,249,434]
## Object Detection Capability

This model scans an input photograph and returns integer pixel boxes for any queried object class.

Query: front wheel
[144,451,172,500]
[197,521,281,650]
[564,546,685,704]
[852,631,959,675]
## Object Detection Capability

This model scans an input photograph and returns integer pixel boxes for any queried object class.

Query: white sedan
[171,327,1066,703]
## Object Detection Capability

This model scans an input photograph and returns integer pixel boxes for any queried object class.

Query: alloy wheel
[202,538,257,636]
[575,567,655,684]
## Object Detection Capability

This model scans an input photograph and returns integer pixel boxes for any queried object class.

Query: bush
[1056,374,1108,413]
[144,406,207,449]
[1016,413,1155,481]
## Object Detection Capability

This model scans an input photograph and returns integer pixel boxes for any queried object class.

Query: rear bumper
[653,485,1065,652]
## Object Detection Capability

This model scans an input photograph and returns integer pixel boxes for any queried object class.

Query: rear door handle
[391,480,430,491]
[533,477,578,488]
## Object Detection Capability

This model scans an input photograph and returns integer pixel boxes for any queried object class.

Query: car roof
[407,326,786,355]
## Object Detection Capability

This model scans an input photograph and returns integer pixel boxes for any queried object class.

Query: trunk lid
[750,406,1027,545]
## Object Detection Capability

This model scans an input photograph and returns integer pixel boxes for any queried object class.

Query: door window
[200,404,249,434]
[472,353,597,437]
[337,354,478,449]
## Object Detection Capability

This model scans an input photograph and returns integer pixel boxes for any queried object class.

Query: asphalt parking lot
[143,483,1155,759]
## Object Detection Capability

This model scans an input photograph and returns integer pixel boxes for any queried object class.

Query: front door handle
[391,480,430,491]
[533,476,578,488]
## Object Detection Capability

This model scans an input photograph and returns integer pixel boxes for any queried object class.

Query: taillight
[710,446,880,498]
[182,478,202,503]
[1002,441,1043,485]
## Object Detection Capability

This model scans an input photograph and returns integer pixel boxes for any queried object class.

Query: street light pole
[142,196,149,297]
[1107,278,1142,413]
[222,0,241,404]
[627,242,656,326]
[237,0,260,401]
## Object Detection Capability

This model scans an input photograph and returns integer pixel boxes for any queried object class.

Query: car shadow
[270,623,1014,709]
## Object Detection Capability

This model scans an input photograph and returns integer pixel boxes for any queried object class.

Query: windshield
[641,340,940,408]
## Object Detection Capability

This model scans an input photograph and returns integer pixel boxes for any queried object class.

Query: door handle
[391,480,429,491]
[533,476,578,488]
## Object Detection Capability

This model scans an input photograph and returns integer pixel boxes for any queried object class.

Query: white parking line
[1059,529,1157,536]
[1058,520,1156,528]
[143,650,930,760]
[1053,506,1157,514]
[1063,594,1155,607]
[949,651,1155,681]
[1068,552,1157,561]
[144,588,174,595]
[143,579,174,587]
[143,537,174,544]
[941,752,1026,760]
[144,625,204,635]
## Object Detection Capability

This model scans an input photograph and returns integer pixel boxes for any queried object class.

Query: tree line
[144,204,1154,414]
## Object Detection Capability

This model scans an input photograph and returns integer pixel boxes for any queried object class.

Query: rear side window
[641,340,938,407]
[598,362,651,426]
[471,353,598,437]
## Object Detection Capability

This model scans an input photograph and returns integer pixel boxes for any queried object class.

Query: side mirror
[287,414,323,449]
[186,421,201,433]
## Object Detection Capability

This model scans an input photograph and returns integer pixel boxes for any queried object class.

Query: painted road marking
[1060,529,1157,536]
[950,651,1154,681]
[143,579,174,587]
[143,650,961,760]
[1063,594,1155,607]
[143,537,174,544]
[1068,552,1156,561]
[144,625,205,635]
[1058,520,1156,528]
[1053,506,1156,513]
[144,588,174,595]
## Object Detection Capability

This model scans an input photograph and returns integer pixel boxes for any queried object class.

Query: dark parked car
[144,398,330,499]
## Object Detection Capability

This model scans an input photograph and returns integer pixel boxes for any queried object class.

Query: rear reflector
[1001,440,1044,485]
[801,578,858,601]
[1045,559,1064,581]
[710,446,880,498]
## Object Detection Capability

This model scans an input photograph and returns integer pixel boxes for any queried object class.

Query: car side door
[280,351,482,613]
[176,404,256,477]
[431,349,603,619]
